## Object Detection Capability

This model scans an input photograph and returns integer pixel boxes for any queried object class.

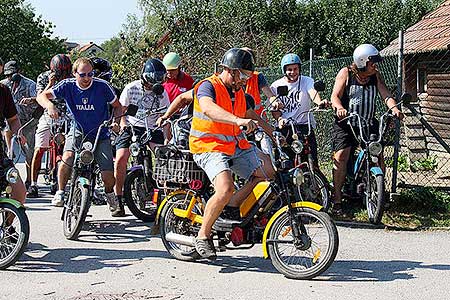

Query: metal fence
[192,40,450,193]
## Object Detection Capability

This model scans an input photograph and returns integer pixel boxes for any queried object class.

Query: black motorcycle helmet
[220,48,255,72]
[50,54,72,81]
[91,57,112,81]
[141,58,166,95]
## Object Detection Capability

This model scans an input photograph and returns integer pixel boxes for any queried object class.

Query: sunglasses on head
[77,71,94,78]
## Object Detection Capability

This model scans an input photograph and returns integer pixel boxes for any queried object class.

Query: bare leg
[332,147,351,204]
[31,148,46,183]
[114,148,129,196]
[197,171,234,239]
[101,170,115,193]
[58,151,74,191]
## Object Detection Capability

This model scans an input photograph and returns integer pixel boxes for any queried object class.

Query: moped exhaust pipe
[165,232,195,247]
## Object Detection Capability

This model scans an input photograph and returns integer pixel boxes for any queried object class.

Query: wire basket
[152,145,206,188]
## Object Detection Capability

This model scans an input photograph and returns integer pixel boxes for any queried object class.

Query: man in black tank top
[330,44,404,214]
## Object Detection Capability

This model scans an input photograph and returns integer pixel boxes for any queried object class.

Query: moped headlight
[254,131,264,142]
[292,167,305,186]
[6,167,20,184]
[369,142,383,156]
[292,140,304,154]
[129,142,140,157]
[80,149,94,165]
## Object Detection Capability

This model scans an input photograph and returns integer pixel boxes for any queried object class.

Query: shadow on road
[324,259,450,282]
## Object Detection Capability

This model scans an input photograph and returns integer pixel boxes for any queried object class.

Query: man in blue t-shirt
[36,57,123,216]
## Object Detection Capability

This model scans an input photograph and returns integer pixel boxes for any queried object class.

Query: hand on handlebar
[156,116,167,128]
[236,118,258,133]
[277,117,288,129]
[48,103,59,119]
[318,99,331,109]
[272,100,284,110]
[335,107,348,120]
[19,97,35,106]
[391,107,404,120]
[110,122,120,134]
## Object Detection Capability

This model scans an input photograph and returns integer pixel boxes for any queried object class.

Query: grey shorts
[64,129,114,171]
[193,145,262,183]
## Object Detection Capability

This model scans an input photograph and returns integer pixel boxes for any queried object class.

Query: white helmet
[353,44,383,70]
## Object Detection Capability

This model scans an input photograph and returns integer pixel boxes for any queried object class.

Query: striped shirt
[341,69,378,127]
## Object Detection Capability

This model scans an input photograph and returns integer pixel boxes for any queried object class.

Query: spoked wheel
[366,173,385,225]
[0,202,30,269]
[299,170,331,211]
[267,207,339,279]
[63,179,90,240]
[124,169,157,222]
[160,192,202,261]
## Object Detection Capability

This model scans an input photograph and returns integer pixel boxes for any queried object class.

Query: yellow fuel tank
[239,181,271,217]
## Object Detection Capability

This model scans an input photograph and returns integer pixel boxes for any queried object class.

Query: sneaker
[27,185,39,198]
[194,237,217,260]
[111,202,125,217]
[52,190,65,207]
[105,192,119,212]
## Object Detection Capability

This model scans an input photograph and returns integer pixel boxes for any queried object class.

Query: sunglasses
[235,69,251,80]
[77,71,94,78]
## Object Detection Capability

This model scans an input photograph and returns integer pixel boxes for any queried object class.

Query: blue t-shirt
[52,78,116,139]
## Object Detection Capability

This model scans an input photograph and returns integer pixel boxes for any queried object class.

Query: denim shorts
[193,145,262,182]
[64,129,114,171]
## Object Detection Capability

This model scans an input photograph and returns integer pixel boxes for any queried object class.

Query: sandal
[194,237,217,260]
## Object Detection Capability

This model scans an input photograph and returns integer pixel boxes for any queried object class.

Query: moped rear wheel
[299,170,331,211]
[63,179,90,240]
[366,173,385,224]
[268,207,339,279]
[160,192,201,261]
[124,169,157,222]
[0,202,30,269]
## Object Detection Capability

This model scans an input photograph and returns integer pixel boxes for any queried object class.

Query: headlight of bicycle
[292,140,304,154]
[292,167,305,186]
[80,149,94,165]
[6,167,20,184]
[129,142,140,157]
[254,131,264,142]
[368,142,383,156]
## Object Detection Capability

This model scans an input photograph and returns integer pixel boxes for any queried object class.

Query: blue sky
[26,0,142,46]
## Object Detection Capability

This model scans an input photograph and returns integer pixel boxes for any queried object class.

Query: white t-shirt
[270,75,316,128]
[120,80,170,129]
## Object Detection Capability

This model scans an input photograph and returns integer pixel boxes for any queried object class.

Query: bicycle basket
[152,145,206,188]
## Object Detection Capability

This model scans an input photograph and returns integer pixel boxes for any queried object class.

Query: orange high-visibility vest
[189,74,251,155]
[245,71,263,115]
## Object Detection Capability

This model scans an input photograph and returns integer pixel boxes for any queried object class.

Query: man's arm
[156,90,193,127]
[36,89,58,118]
[198,96,257,132]
[331,68,348,119]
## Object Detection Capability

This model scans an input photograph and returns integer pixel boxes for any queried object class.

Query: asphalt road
[2,164,450,300]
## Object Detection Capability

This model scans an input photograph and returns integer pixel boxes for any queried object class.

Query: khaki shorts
[34,114,52,148]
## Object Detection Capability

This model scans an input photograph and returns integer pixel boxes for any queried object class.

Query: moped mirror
[125,104,138,117]
[313,80,325,92]
[400,93,412,106]
[277,85,288,97]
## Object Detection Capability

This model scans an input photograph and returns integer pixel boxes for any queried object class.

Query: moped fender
[0,197,25,209]
[77,177,90,187]
[261,201,323,259]
[370,166,383,176]
[155,190,195,225]
[354,150,365,175]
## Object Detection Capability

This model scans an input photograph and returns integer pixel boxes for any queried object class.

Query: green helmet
[163,52,182,70]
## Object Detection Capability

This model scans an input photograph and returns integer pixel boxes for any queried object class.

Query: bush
[393,187,450,214]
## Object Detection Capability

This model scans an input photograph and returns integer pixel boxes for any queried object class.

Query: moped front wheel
[267,207,339,279]
[0,202,30,269]
[124,168,157,222]
[366,173,385,225]
[160,192,202,261]
[63,179,90,240]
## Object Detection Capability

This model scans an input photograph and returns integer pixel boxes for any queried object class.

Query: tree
[0,0,66,80]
